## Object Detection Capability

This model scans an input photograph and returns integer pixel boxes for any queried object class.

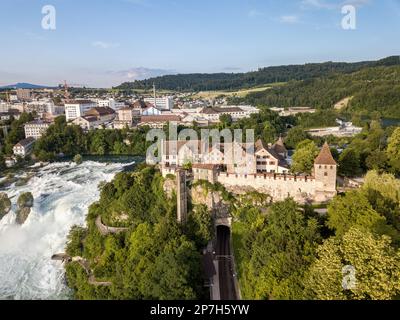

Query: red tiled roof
[315,142,337,165]
[65,100,95,105]
[192,163,218,170]
[86,107,115,116]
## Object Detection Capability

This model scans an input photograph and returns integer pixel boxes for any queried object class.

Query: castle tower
[176,169,188,224]
[314,142,337,194]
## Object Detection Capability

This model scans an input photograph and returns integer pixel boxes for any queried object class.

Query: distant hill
[0,83,53,89]
[115,56,400,92]
[230,63,400,119]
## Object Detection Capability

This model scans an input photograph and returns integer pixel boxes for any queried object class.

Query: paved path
[52,254,112,287]
[95,216,129,236]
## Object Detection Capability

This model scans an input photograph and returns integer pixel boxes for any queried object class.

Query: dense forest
[65,166,213,299]
[232,170,400,300]
[116,56,399,92]
[230,64,400,118]
[31,116,151,161]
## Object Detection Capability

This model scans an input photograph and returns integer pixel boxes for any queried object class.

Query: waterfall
[0,161,130,300]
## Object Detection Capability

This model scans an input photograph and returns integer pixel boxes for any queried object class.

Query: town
[1,0,400,305]
[0,85,261,166]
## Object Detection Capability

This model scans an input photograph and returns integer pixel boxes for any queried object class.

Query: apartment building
[144,96,174,111]
[24,120,51,139]
[64,100,97,121]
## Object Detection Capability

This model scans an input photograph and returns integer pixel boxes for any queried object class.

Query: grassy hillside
[231,64,400,119]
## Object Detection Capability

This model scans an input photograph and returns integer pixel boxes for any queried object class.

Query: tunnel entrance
[215,225,238,300]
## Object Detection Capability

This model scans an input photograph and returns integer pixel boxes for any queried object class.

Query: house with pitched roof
[155,139,338,203]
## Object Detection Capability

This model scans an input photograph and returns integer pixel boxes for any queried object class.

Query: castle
[155,138,337,204]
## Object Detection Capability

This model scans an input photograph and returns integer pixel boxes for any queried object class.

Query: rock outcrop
[163,177,176,199]
[16,192,34,225]
[0,192,11,220]
[190,184,230,217]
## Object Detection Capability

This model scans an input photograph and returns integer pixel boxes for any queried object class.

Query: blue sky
[0,0,399,87]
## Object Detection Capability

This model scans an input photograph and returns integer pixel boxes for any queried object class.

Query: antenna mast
[64,80,70,100]
[153,82,156,108]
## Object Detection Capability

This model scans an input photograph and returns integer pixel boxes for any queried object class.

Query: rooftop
[65,100,96,105]
[315,142,337,165]
[14,137,35,147]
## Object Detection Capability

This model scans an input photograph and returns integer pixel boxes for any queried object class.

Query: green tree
[187,205,214,247]
[339,148,362,177]
[366,150,388,171]
[219,114,233,128]
[387,127,400,173]
[284,127,311,149]
[291,140,319,174]
[327,191,396,239]
[242,199,320,300]
[305,227,400,300]
[261,122,277,144]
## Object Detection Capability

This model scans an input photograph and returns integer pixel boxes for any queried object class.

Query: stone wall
[216,172,333,203]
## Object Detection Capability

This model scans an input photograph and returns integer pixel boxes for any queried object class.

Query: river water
[0,161,132,300]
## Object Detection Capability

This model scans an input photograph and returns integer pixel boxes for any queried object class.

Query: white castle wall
[216,172,330,203]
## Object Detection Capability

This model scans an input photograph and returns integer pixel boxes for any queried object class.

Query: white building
[72,116,103,131]
[199,106,255,122]
[47,103,65,116]
[142,105,163,116]
[64,100,96,121]
[144,96,174,111]
[0,102,9,113]
[24,120,51,139]
[96,98,125,111]
[13,137,35,157]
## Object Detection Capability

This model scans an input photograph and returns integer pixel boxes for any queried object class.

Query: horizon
[1,0,400,88]
[0,55,397,89]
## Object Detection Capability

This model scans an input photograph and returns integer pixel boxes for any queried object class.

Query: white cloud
[301,0,337,9]
[108,67,174,81]
[279,15,300,24]
[92,41,120,49]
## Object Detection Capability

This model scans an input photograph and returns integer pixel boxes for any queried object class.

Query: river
[0,160,134,300]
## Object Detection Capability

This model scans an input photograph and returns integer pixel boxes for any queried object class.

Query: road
[216,226,237,300]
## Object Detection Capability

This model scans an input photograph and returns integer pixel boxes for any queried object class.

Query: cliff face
[163,178,176,200]
[190,185,230,217]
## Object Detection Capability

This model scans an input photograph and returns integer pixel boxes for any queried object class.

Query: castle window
[330,166,333,169]
[324,172,328,176]
[319,165,322,169]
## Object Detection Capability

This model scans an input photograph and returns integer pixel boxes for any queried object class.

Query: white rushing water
[0,161,130,300]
